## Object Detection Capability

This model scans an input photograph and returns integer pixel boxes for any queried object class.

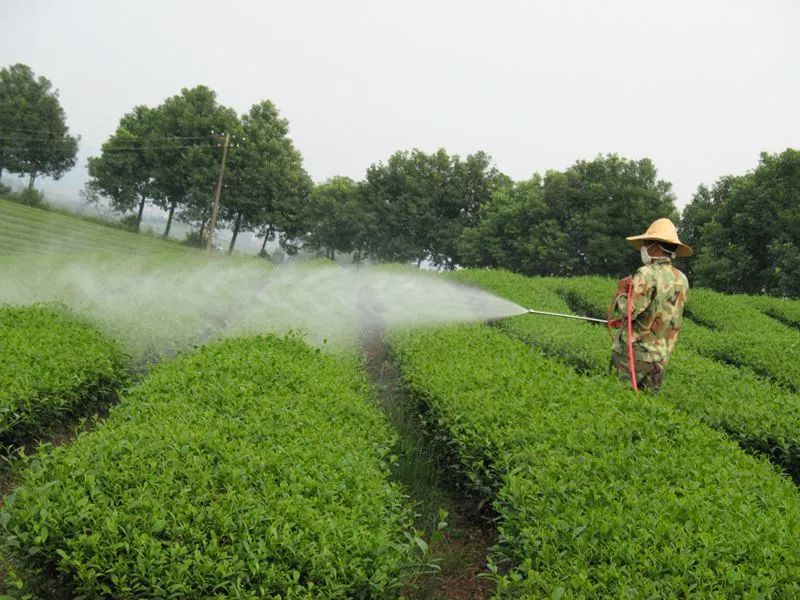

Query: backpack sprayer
[521,279,639,392]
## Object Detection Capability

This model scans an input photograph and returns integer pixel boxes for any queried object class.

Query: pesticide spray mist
[0,254,526,360]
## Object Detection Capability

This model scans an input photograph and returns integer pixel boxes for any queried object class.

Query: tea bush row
[0,304,126,441]
[2,335,416,598]
[553,275,800,391]
[453,271,800,479]
[389,322,800,596]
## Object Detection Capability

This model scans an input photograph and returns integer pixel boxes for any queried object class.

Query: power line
[0,142,227,152]
[0,129,223,142]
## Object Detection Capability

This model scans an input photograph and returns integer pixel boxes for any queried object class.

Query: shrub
[9,188,45,208]
[453,270,800,480]
[0,304,126,442]
[2,334,416,597]
[183,229,204,247]
[389,322,800,596]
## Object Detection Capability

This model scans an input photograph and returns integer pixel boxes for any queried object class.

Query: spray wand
[520,281,639,392]
[523,308,607,324]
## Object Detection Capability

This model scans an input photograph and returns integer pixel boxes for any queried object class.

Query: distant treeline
[2,64,799,296]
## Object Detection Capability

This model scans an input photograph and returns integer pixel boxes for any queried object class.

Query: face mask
[640,245,652,265]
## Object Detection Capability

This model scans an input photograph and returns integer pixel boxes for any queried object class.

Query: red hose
[627,279,638,392]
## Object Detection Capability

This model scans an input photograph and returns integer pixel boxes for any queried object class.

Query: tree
[0,63,78,187]
[86,106,158,231]
[679,179,733,280]
[459,175,571,275]
[430,150,508,268]
[360,148,505,267]
[460,154,678,277]
[688,149,800,296]
[300,177,371,261]
[221,100,311,254]
[360,150,429,264]
[542,155,678,276]
[150,86,238,237]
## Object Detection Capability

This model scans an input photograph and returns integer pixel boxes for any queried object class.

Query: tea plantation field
[0,198,195,257]
[4,207,800,597]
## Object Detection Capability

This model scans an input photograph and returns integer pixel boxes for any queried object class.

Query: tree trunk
[0,166,4,181]
[259,225,273,257]
[163,200,177,238]
[228,211,242,255]
[28,173,36,190]
[135,194,147,232]
[197,205,210,243]
[416,257,423,268]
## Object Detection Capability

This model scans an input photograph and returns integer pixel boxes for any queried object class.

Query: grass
[362,337,495,599]
[0,198,195,257]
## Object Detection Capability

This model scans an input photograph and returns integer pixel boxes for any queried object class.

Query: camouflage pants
[611,351,665,392]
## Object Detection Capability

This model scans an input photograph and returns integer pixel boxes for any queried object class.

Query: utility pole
[206,132,230,254]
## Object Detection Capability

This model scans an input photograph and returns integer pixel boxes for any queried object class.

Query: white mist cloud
[0,255,524,360]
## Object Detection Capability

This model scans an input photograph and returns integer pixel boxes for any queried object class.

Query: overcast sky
[2,0,798,209]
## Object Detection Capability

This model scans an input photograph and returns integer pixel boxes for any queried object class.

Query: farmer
[610,218,691,392]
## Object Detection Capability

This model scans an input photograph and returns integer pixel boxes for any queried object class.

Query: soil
[360,328,496,600]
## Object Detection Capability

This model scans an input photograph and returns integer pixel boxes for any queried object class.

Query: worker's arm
[612,271,652,322]
[609,277,630,326]
[628,269,653,320]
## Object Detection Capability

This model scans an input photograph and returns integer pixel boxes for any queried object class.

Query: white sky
[2,0,798,209]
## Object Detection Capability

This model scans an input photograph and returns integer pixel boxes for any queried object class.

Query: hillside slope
[0,198,196,256]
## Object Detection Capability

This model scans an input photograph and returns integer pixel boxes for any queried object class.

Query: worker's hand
[617,276,632,294]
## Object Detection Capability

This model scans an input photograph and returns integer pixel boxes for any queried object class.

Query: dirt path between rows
[361,332,496,600]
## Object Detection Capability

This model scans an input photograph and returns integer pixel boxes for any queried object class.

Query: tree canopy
[353,149,507,267]
[460,154,678,276]
[300,177,370,261]
[87,88,310,250]
[86,106,158,231]
[684,149,800,296]
[0,63,78,188]
[222,100,312,254]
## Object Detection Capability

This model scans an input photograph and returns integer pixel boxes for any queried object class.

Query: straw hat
[626,218,693,257]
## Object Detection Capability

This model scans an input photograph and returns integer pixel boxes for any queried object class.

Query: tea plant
[389,323,800,596]
[454,270,800,479]
[2,335,417,597]
[0,304,126,441]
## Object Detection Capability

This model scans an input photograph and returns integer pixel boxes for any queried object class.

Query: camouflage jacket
[611,258,689,363]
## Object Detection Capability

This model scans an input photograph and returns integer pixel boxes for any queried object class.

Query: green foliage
[459,175,569,275]
[149,86,239,238]
[0,64,79,185]
[680,287,800,392]
[389,321,800,596]
[490,272,800,477]
[749,294,800,330]
[87,89,311,249]
[182,229,205,247]
[358,149,506,267]
[6,187,45,207]
[301,176,370,261]
[685,149,800,296]
[460,154,678,276]
[2,335,417,597]
[0,198,195,257]
[86,106,159,231]
[0,304,126,441]
[222,100,312,254]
